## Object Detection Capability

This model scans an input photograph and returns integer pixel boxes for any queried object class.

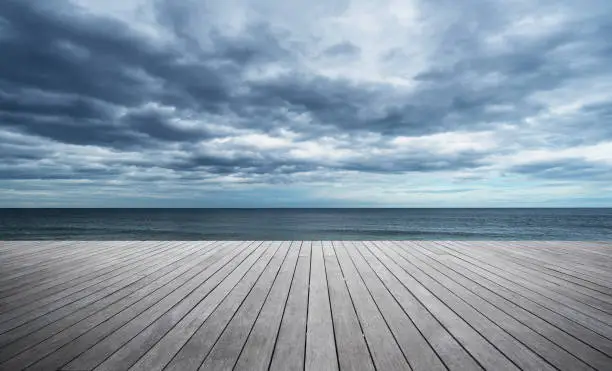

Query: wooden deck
[0,241,611,371]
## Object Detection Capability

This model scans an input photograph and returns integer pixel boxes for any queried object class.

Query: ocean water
[1,208,611,240]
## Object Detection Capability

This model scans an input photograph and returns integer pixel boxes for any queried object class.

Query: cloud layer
[1,0,611,206]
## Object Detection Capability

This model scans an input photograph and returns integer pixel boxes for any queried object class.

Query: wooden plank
[0,241,609,371]
[435,242,612,334]
[343,241,446,371]
[122,241,286,371]
[477,242,612,291]
[305,241,339,371]
[333,241,411,370]
[198,241,296,371]
[409,241,612,370]
[466,242,612,309]
[414,242,612,358]
[438,241,612,314]
[0,242,219,347]
[383,241,559,371]
[472,241,610,276]
[357,241,483,370]
[393,241,595,371]
[0,242,253,370]
[0,242,174,313]
[455,242,612,306]
[0,242,54,258]
[156,242,287,371]
[511,240,612,284]
[269,241,311,371]
[0,242,82,269]
[0,242,161,296]
[321,241,374,371]
[0,242,178,325]
[0,241,120,272]
[0,243,115,289]
[431,244,612,341]
[0,243,114,296]
[233,241,302,371]
[53,241,262,371]
[535,242,612,265]
[0,242,137,290]
[0,242,86,278]
[0,242,225,364]
[364,242,519,371]
[1,243,169,324]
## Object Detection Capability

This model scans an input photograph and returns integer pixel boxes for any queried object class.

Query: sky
[1,0,612,207]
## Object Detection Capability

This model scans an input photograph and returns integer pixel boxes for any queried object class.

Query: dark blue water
[0,208,611,240]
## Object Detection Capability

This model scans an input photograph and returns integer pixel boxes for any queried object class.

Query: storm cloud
[1,0,611,206]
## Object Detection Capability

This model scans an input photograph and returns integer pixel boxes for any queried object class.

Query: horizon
[3,206,612,209]
[1,0,612,207]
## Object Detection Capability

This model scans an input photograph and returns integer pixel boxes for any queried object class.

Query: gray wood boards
[0,241,610,371]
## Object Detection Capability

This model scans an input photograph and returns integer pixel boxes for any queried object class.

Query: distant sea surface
[1,208,612,240]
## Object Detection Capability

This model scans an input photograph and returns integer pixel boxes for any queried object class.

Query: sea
[1,208,611,240]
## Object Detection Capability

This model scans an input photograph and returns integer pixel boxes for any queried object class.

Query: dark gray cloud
[322,42,361,57]
[0,0,233,148]
[509,159,612,181]
[0,0,611,205]
[121,107,215,143]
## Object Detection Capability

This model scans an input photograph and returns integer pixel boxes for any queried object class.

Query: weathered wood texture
[0,241,610,371]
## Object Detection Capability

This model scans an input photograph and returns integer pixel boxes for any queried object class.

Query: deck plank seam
[196,241,289,370]
[0,241,218,344]
[330,241,376,371]
[3,241,242,370]
[374,241,523,370]
[436,242,612,330]
[266,241,304,371]
[341,241,414,370]
[403,241,602,370]
[95,241,262,371]
[413,241,612,359]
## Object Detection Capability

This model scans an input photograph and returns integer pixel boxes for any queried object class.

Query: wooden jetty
[0,241,610,370]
